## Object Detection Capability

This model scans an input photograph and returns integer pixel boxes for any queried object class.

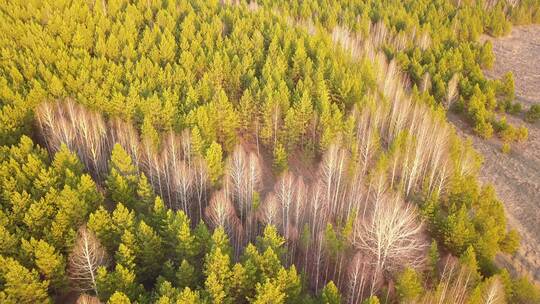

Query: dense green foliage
[0,136,102,302]
[256,0,536,144]
[0,137,317,303]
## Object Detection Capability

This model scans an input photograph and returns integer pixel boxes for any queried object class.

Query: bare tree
[205,189,242,254]
[445,73,459,110]
[420,72,431,93]
[260,192,281,229]
[193,157,209,222]
[482,276,506,304]
[76,294,101,304]
[227,145,262,244]
[420,259,472,304]
[275,172,296,240]
[68,226,108,296]
[319,144,348,220]
[353,194,427,291]
[347,253,381,304]
[35,99,111,180]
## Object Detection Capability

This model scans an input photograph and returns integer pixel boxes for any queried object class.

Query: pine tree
[136,174,155,208]
[191,126,206,156]
[272,143,288,173]
[395,267,423,303]
[177,287,202,304]
[362,296,380,304]
[176,260,196,288]
[443,205,474,253]
[88,207,116,252]
[253,280,285,304]
[204,228,234,303]
[162,210,196,263]
[428,240,440,282]
[96,264,143,302]
[0,256,50,303]
[106,144,138,210]
[479,41,494,69]
[256,225,286,262]
[459,246,481,284]
[21,238,66,290]
[108,291,132,304]
[134,221,164,283]
[205,142,224,187]
[158,29,176,65]
[321,281,341,304]
[275,266,301,302]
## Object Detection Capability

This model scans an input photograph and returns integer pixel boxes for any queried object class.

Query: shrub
[525,104,540,123]
[509,102,522,115]
[396,268,423,302]
[501,142,511,154]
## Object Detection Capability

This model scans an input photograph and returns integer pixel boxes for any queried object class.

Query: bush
[474,121,494,139]
[479,41,494,69]
[509,102,522,114]
[501,142,511,154]
[512,276,540,303]
[516,126,528,142]
[525,104,540,123]
[395,268,423,302]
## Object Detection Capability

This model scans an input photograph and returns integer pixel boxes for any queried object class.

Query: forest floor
[452,25,540,283]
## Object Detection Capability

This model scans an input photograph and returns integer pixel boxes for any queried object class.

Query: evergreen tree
[204,228,234,303]
[0,256,50,303]
[134,221,164,283]
[108,291,132,304]
[106,144,139,210]
[427,240,440,282]
[253,280,285,304]
[21,238,66,291]
[395,267,423,303]
[362,296,380,304]
[272,143,288,173]
[459,246,481,284]
[205,142,224,187]
[177,287,202,304]
[321,281,341,304]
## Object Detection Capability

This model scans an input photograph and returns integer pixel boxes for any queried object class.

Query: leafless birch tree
[353,194,427,291]
[68,226,108,296]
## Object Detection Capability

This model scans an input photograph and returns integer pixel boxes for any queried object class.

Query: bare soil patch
[457,25,540,282]
[482,25,540,107]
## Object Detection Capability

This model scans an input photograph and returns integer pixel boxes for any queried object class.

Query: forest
[0,0,539,303]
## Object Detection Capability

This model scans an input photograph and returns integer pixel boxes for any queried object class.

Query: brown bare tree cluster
[205,145,262,255]
[36,99,109,179]
[418,256,507,304]
[35,100,209,221]
[332,24,471,198]
[255,145,428,302]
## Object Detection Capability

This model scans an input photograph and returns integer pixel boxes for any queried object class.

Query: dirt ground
[456,25,540,282]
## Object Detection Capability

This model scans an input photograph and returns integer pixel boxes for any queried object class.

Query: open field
[458,25,540,282]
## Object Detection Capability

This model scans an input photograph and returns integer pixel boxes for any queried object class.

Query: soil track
[455,25,540,282]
